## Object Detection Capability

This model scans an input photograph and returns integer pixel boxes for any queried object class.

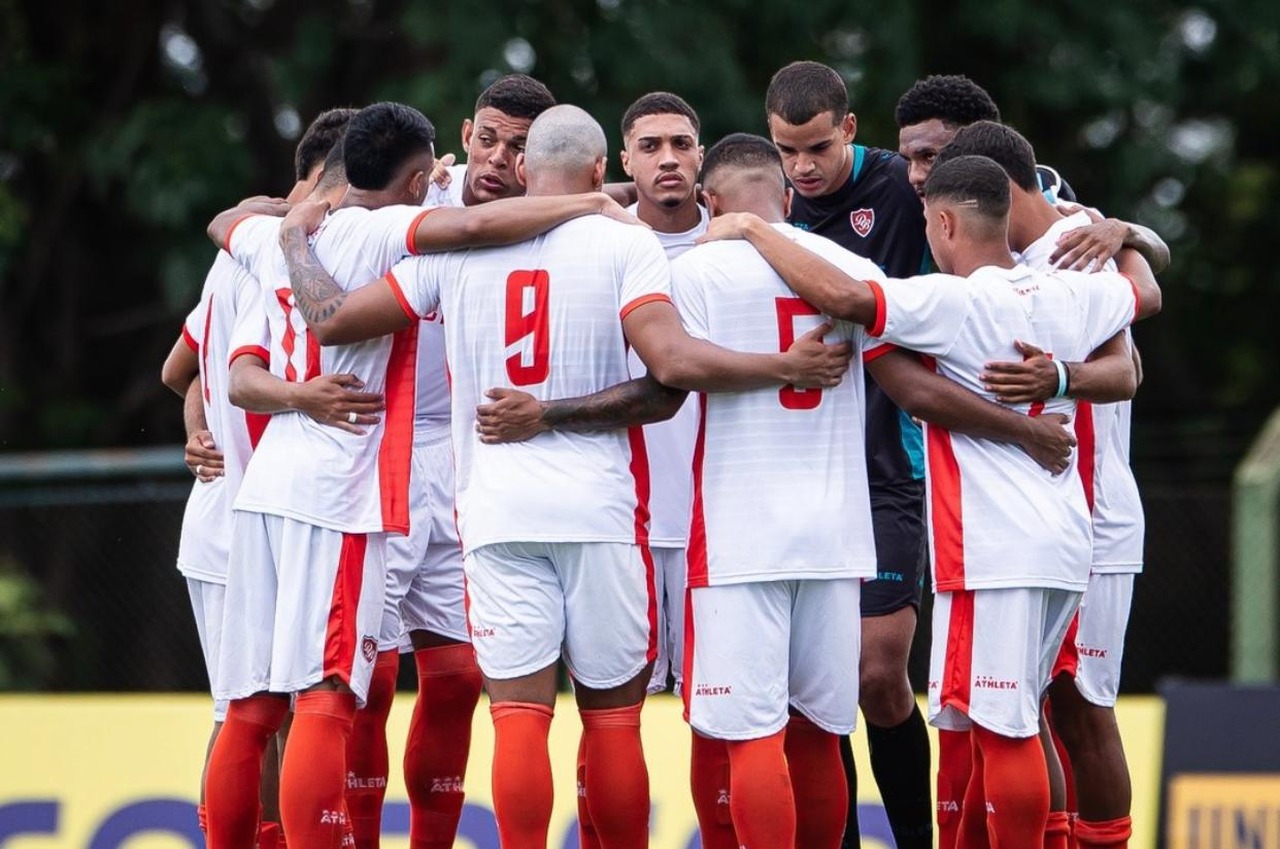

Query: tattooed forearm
[542,374,687,432]
[282,225,348,326]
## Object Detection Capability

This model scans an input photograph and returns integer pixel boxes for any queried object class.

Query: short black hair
[935,121,1038,192]
[699,133,783,186]
[894,75,1001,129]
[294,108,358,182]
[621,92,701,139]
[765,61,848,126]
[342,102,435,191]
[315,136,347,191]
[923,155,1011,222]
[475,74,556,120]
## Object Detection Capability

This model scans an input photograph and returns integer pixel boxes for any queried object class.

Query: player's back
[671,224,879,587]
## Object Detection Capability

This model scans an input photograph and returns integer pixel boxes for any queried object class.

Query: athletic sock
[258,820,282,849]
[937,729,973,849]
[404,644,483,849]
[957,731,991,849]
[280,690,358,849]
[725,729,795,849]
[579,704,649,849]
[837,733,860,849]
[575,732,601,849]
[972,725,1049,848]
[490,702,555,849]
[347,650,399,849]
[1046,810,1073,849]
[690,730,738,849]
[206,695,289,849]
[1075,816,1131,849]
[784,715,847,849]
[198,804,208,836]
[867,703,934,849]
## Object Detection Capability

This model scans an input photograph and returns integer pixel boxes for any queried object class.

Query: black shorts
[862,480,927,617]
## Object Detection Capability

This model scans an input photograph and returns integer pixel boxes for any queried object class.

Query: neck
[1008,191,1063,253]
[947,241,1018,277]
[338,187,400,211]
[526,173,598,197]
[724,199,786,224]
[637,195,701,233]
[308,184,349,207]
[821,143,854,197]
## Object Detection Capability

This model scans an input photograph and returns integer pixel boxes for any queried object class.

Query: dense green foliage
[3,0,1277,480]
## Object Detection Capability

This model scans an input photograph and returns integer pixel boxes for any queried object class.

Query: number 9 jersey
[384,215,672,555]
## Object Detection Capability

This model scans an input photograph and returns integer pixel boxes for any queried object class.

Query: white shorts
[216,512,386,705]
[683,579,862,741]
[463,541,656,689]
[647,546,687,695]
[929,587,1081,738]
[1051,573,1134,707]
[380,436,468,649]
[186,577,230,722]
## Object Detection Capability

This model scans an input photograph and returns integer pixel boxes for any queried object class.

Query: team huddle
[163,60,1166,849]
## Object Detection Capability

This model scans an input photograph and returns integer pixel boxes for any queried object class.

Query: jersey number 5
[505,270,551,386]
[776,297,823,410]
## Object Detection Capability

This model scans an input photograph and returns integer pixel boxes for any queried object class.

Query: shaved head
[524,104,607,176]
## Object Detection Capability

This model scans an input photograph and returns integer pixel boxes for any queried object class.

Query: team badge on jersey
[850,208,875,238]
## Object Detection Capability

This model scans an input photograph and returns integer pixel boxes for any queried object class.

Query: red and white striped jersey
[625,203,709,547]
[386,215,671,555]
[225,205,430,534]
[673,224,882,587]
[177,251,270,583]
[1017,212,1145,573]
[869,263,1140,592]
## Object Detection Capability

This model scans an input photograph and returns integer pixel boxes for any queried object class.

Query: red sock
[404,644,482,849]
[937,729,972,849]
[580,704,649,849]
[783,716,846,849]
[1075,816,1131,849]
[973,725,1049,848]
[347,650,399,849]
[280,690,358,849]
[690,731,737,849]
[490,702,554,849]
[1046,810,1072,849]
[206,695,289,849]
[576,733,601,849]
[957,732,990,849]
[198,804,209,836]
[725,730,795,849]
[258,821,282,849]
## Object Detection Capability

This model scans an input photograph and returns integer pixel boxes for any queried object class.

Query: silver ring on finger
[195,464,203,477]
[347,411,358,425]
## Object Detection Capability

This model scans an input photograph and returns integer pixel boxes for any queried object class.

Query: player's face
[767,110,856,199]
[461,107,535,204]
[899,118,958,197]
[622,113,702,209]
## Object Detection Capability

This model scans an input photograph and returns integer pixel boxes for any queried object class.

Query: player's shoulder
[789,226,886,280]
[208,249,258,291]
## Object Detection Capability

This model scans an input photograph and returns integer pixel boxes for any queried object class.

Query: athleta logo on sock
[429,775,463,793]
[346,771,388,790]
[577,780,587,798]
[361,636,377,663]
[693,683,732,696]
[717,788,730,806]
[937,800,959,812]
[974,675,1018,690]
[1076,643,1108,658]
[320,810,348,825]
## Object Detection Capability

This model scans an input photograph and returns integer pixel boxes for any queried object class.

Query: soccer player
[939,121,1150,849]
[273,104,854,849]
[701,152,1161,847]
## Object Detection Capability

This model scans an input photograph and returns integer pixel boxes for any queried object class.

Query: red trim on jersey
[245,412,270,450]
[323,533,368,686]
[1074,401,1097,513]
[305,333,320,381]
[681,587,696,722]
[1052,611,1082,680]
[378,324,419,534]
[385,270,422,321]
[1120,272,1140,323]
[181,326,199,352]
[619,293,672,322]
[200,295,216,403]
[405,208,436,256]
[927,424,967,591]
[229,345,270,367]
[627,426,659,664]
[685,394,710,589]
[940,590,976,718]
[866,279,888,338]
[863,342,898,363]
[222,214,256,254]
[276,289,300,382]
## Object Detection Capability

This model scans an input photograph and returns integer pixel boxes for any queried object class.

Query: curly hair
[894,75,1001,129]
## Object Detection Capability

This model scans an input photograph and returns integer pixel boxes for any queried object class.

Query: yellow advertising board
[0,694,1163,848]
[1167,774,1280,849]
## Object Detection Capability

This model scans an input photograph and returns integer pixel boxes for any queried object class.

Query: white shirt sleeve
[362,204,435,268]
[617,228,673,319]
[385,256,443,321]
[871,273,973,357]
[227,280,270,366]
[1060,269,1140,351]
[225,216,282,277]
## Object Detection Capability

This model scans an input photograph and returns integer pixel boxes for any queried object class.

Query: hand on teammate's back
[981,340,1058,404]
[293,373,385,435]
[595,194,648,228]
[280,199,330,241]
[783,322,853,388]
[474,387,546,444]
[232,194,291,218]
[185,430,224,482]
[1050,204,1123,272]
[695,211,758,244]
[1019,413,1077,475]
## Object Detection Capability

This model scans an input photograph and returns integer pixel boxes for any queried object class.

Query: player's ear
[620,149,632,178]
[782,186,793,219]
[461,119,473,150]
[840,112,857,144]
[515,153,527,188]
[704,188,720,218]
[592,156,606,191]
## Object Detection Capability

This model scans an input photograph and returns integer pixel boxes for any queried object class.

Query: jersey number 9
[505,270,551,386]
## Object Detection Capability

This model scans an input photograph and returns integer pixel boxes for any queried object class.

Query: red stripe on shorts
[681,587,696,723]
[323,533,367,686]
[1052,610,1082,680]
[941,590,976,718]
[627,426,659,663]
[378,324,419,534]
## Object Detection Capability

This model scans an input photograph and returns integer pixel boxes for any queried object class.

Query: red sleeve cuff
[181,326,199,352]
[223,214,256,254]
[863,342,898,363]
[406,208,436,256]
[620,293,672,321]
[867,279,887,338]
[229,345,270,367]
[386,270,421,321]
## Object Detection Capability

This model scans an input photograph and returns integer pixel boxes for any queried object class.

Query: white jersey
[625,203,709,546]
[1017,213,1145,572]
[226,205,431,534]
[417,166,469,437]
[424,164,469,210]
[386,215,671,555]
[672,224,880,586]
[869,264,1140,591]
[176,252,270,583]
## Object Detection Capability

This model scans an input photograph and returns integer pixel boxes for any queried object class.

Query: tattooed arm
[475,375,688,444]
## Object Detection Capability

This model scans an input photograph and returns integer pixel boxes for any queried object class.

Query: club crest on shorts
[361,636,377,663]
[850,208,875,238]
